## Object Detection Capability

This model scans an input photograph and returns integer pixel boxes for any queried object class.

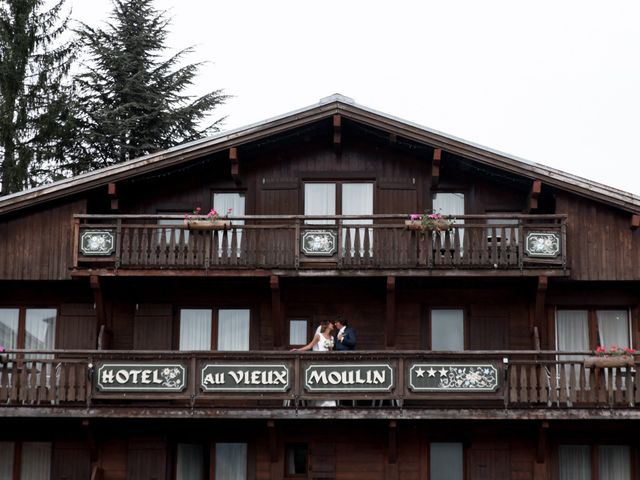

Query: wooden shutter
[57,304,97,349]
[52,441,91,480]
[134,304,173,350]
[127,438,167,480]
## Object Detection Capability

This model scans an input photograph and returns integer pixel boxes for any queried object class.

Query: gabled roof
[1,94,638,215]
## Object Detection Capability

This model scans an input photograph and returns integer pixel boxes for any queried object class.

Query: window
[0,441,52,480]
[285,443,308,477]
[214,192,245,257]
[432,192,464,217]
[178,309,250,351]
[430,442,463,480]
[556,309,631,353]
[431,309,464,351]
[558,444,631,480]
[304,182,374,255]
[214,443,247,480]
[176,443,205,480]
[289,319,309,346]
[0,308,57,355]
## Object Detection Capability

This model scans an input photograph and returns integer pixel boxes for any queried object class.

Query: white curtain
[342,183,373,256]
[558,445,591,480]
[556,310,589,355]
[0,309,19,350]
[432,193,465,249]
[25,309,56,367]
[215,443,247,480]
[0,442,14,480]
[176,443,204,480]
[289,320,308,346]
[20,442,51,480]
[431,310,464,351]
[596,310,630,349]
[217,309,250,351]
[214,193,245,256]
[430,443,463,480]
[179,309,212,350]
[599,445,630,480]
[304,183,335,224]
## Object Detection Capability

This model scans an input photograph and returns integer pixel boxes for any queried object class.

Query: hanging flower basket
[584,355,635,368]
[184,219,231,231]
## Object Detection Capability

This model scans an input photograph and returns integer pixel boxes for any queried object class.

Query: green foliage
[0,0,76,194]
[73,0,228,168]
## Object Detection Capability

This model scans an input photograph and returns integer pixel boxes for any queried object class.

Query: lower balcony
[73,214,567,275]
[0,350,635,419]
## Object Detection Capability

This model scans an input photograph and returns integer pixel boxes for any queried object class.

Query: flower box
[583,355,635,368]
[0,353,8,364]
[184,219,231,231]
[404,219,451,232]
[405,220,423,231]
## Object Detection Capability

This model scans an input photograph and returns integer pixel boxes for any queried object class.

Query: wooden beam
[267,420,278,463]
[528,179,542,212]
[229,147,240,184]
[90,275,107,330]
[333,114,341,158]
[534,276,547,349]
[431,148,441,187]
[108,183,118,211]
[536,421,549,464]
[631,214,640,230]
[388,420,397,464]
[270,276,283,348]
[386,276,396,348]
[389,133,397,144]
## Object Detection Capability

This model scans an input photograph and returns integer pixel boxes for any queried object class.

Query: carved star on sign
[415,367,425,378]
[438,367,448,377]
[427,368,437,377]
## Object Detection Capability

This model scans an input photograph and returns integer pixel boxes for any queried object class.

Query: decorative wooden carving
[230,147,240,183]
[631,214,640,230]
[431,148,441,187]
[528,179,542,212]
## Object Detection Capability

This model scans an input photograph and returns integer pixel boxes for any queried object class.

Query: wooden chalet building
[1,94,640,479]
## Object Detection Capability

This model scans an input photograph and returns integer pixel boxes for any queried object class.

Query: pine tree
[0,0,76,195]
[74,0,228,168]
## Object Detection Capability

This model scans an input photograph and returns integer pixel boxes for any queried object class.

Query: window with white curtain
[558,445,631,480]
[0,441,15,479]
[218,309,250,351]
[556,310,590,356]
[596,310,630,350]
[0,309,19,351]
[215,443,247,480]
[20,442,52,480]
[0,308,56,355]
[176,443,205,480]
[558,445,591,480]
[179,309,213,351]
[432,193,465,249]
[304,183,336,225]
[342,183,373,257]
[430,442,463,480]
[431,309,464,351]
[213,193,246,257]
[179,308,250,351]
[556,309,632,353]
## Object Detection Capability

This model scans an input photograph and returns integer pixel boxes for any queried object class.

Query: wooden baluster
[519,365,528,403]
[363,227,371,265]
[626,367,634,406]
[49,362,58,402]
[59,364,67,402]
[499,226,508,266]
[596,370,606,405]
[635,368,640,405]
[352,227,360,265]
[240,227,248,266]
[569,364,577,407]
[509,365,518,404]
[140,228,150,266]
[538,365,548,404]
[158,226,167,265]
[614,368,623,405]
[490,226,498,265]
[343,228,352,266]
[168,227,176,266]
[529,365,538,403]
[177,228,186,266]
[121,228,130,265]
[0,362,8,402]
[578,365,587,404]
[19,360,29,403]
[559,364,567,406]
[229,228,238,266]
[549,365,558,406]
[38,361,48,404]
[77,364,86,402]
[26,361,37,404]
[9,361,18,403]
[68,364,76,402]
[131,228,139,265]
[452,228,461,266]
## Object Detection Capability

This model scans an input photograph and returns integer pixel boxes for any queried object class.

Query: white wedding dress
[312,333,336,407]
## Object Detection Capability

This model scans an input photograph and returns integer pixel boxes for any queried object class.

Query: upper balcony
[72,214,567,277]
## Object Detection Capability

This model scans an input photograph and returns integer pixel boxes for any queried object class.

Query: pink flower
[595,346,606,353]
[0,346,4,353]
[227,208,233,213]
[428,213,443,219]
[410,214,421,221]
[195,207,201,213]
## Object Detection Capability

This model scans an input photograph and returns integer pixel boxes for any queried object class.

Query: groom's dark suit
[334,326,356,350]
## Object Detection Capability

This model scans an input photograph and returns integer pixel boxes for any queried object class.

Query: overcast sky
[72,0,640,195]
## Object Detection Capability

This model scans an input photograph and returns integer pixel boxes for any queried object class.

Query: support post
[90,275,107,333]
[267,420,278,464]
[386,276,396,348]
[230,147,240,184]
[631,214,640,230]
[528,179,542,212]
[271,276,283,348]
[388,420,397,464]
[534,276,547,348]
[108,182,118,211]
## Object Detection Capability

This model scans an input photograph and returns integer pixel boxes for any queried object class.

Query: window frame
[287,317,311,348]
[555,307,633,352]
[0,307,58,352]
[302,180,376,218]
[0,440,53,480]
[283,443,309,479]
[175,306,255,351]
[555,442,636,480]
[427,307,468,351]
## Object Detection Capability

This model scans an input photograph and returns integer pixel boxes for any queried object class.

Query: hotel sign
[201,363,291,392]
[303,362,395,392]
[95,362,187,392]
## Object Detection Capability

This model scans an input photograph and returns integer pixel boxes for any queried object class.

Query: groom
[334,315,356,351]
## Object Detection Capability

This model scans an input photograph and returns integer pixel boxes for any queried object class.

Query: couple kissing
[291,315,356,352]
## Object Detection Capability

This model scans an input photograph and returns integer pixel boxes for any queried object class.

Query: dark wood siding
[0,199,85,280]
[127,438,167,480]
[133,304,173,350]
[557,192,640,280]
[52,441,91,480]
[57,303,97,350]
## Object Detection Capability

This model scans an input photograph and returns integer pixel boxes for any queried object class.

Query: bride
[291,320,336,407]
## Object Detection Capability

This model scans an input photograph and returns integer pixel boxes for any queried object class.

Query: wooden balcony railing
[0,350,635,411]
[73,214,567,272]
